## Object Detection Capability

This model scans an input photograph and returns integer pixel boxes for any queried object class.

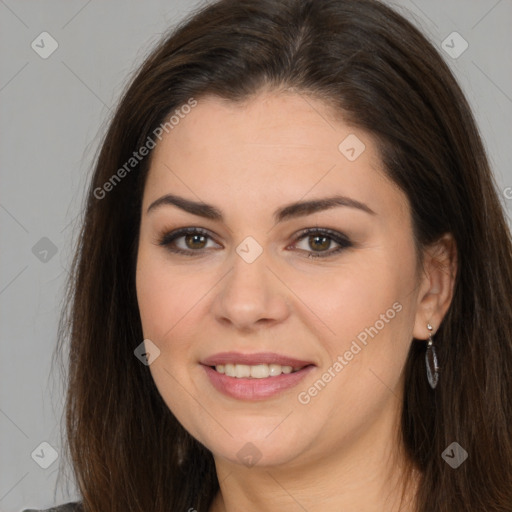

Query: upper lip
[201,352,315,368]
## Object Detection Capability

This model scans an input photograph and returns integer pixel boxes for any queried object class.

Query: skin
[135,90,457,512]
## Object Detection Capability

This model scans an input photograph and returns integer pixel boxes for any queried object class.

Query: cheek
[136,250,204,426]
[136,258,168,340]
[292,258,410,348]
[292,260,415,437]
[136,246,204,342]
[296,245,417,404]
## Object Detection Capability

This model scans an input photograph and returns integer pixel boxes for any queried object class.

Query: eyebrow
[146,193,376,222]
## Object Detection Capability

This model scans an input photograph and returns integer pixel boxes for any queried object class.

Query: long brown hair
[55,0,512,510]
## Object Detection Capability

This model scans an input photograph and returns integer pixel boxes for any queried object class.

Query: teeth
[215,363,299,378]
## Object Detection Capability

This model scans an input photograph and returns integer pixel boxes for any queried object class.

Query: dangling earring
[425,323,439,389]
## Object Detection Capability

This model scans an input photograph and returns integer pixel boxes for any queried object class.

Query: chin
[190,416,318,468]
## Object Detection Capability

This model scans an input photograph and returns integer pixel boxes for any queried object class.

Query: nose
[211,248,291,332]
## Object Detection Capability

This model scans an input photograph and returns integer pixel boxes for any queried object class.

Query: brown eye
[308,234,331,252]
[157,227,221,256]
[293,228,353,258]
[184,233,208,250]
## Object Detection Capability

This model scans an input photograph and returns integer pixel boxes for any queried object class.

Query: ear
[412,233,458,340]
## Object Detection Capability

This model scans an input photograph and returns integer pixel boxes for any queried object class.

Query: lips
[201,352,316,401]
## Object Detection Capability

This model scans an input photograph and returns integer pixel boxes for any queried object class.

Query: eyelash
[156,227,353,259]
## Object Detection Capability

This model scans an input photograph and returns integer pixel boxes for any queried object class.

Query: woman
[28,0,512,510]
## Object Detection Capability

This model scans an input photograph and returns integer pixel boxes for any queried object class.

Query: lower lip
[202,365,315,401]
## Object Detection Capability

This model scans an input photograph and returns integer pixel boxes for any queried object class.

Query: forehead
[143,91,408,221]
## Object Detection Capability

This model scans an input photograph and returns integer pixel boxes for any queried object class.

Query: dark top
[22,502,81,512]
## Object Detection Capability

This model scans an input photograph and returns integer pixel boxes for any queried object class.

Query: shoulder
[22,502,82,512]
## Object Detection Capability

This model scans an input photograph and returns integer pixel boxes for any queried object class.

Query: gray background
[1,1,511,510]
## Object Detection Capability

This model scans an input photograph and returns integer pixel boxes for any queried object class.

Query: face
[136,90,423,469]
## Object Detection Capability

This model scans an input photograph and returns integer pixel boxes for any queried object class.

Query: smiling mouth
[212,363,308,378]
